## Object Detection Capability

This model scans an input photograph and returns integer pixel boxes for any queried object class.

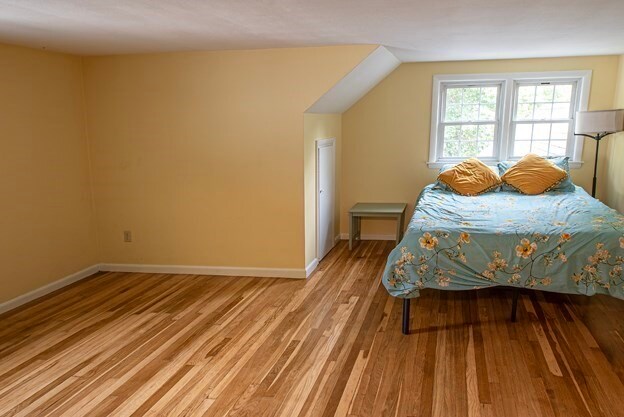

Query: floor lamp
[574,109,624,198]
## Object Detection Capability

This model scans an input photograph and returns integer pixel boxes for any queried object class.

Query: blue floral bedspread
[383,185,624,299]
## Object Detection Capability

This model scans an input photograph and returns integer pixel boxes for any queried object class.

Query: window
[439,84,501,160]
[511,82,575,158]
[429,71,591,168]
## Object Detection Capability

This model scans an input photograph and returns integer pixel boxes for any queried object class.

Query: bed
[382,184,624,334]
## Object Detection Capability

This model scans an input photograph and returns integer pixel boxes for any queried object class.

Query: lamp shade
[575,109,624,134]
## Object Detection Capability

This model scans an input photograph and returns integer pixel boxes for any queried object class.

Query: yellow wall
[0,43,98,304]
[3,39,620,308]
[605,55,624,213]
[342,56,620,236]
[82,46,374,270]
[303,113,342,266]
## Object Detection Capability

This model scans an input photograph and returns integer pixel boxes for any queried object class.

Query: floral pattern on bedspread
[383,185,624,299]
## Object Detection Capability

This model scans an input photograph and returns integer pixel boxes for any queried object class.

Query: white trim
[428,160,583,169]
[428,70,592,168]
[100,263,307,279]
[0,260,316,315]
[316,138,336,261]
[573,72,591,160]
[0,264,100,315]
[429,76,443,165]
[339,233,397,241]
[305,258,319,278]
[316,138,336,147]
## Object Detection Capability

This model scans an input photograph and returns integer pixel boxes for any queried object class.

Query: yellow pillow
[437,158,502,196]
[501,153,567,195]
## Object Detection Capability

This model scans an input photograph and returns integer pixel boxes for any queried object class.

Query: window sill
[427,160,584,169]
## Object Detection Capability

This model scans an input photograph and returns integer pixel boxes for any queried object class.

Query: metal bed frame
[401,287,520,335]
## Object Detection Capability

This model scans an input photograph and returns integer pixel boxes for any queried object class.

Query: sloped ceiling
[307,46,400,114]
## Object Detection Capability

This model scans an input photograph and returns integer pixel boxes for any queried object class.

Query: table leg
[400,212,405,241]
[357,216,361,241]
[349,213,353,250]
[395,214,401,246]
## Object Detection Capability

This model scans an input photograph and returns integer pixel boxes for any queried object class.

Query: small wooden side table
[348,203,407,250]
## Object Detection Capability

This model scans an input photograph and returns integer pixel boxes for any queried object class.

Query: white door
[317,139,335,260]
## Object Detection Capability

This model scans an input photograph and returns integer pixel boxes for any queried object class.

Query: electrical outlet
[123,230,132,242]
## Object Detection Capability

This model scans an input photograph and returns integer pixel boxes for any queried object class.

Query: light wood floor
[3,241,624,417]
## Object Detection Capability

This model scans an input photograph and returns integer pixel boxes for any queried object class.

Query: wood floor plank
[2,240,624,416]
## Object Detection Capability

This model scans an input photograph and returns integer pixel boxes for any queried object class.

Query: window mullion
[499,80,513,161]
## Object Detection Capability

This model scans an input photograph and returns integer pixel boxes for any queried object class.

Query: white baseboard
[305,258,319,278]
[99,263,307,279]
[0,264,100,315]
[339,233,396,241]
[0,261,309,316]
[334,235,341,244]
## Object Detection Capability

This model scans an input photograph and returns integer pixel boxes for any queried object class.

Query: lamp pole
[576,132,611,198]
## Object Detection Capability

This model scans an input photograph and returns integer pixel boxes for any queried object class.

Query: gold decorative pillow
[501,153,567,195]
[437,158,502,196]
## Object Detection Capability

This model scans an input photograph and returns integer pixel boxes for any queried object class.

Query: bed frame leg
[511,288,519,322]
[402,298,410,335]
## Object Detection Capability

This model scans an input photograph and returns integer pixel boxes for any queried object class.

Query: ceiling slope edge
[306,46,400,114]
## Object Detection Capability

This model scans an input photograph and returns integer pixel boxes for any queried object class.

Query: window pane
[513,141,531,156]
[444,85,500,124]
[479,124,495,141]
[534,103,553,120]
[478,141,494,157]
[549,141,567,156]
[514,82,576,123]
[444,140,485,158]
[461,125,478,140]
[447,88,463,104]
[511,122,569,158]
[455,141,494,158]
[518,86,535,103]
[443,141,461,157]
[533,123,551,139]
[551,122,569,139]
[516,103,534,120]
[477,141,494,157]
[515,124,532,140]
[535,85,554,102]
[445,104,462,122]
[554,84,573,102]
[462,88,481,104]
[462,104,479,121]
[552,102,571,119]
[444,125,461,140]
[479,103,496,121]
[460,141,479,156]
[531,140,550,155]
[441,123,496,158]
[481,87,498,103]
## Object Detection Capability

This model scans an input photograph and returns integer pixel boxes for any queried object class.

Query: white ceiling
[0,0,623,61]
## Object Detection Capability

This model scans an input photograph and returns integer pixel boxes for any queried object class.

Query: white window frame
[436,81,504,166]
[428,70,591,169]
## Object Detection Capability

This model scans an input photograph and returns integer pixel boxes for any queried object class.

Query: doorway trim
[316,138,336,262]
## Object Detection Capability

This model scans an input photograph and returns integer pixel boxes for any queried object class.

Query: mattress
[382,185,624,299]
